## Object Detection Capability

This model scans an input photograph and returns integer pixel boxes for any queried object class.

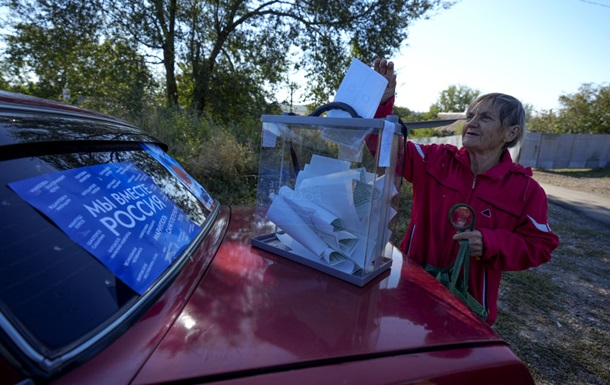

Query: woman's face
[462,101,512,155]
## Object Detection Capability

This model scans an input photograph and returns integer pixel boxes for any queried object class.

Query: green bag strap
[451,239,469,293]
[450,239,487,320]
[423,204,488,322]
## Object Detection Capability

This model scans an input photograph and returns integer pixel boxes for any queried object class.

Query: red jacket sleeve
[480,183,559,271]
[374,96,395,118]
[366,96,396,154]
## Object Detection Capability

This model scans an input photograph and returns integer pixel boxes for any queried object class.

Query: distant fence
[412,133,610,169]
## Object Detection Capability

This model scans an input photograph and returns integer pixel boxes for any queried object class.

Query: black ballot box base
[251,233,392,287]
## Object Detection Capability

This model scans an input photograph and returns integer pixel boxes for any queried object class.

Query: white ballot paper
[266,155,398,275]
[324,58,391,162]
[330,58,388,119]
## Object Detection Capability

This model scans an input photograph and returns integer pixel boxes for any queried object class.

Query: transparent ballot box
[251,111,404,286]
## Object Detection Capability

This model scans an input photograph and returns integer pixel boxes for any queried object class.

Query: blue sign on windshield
[9,162,201,294]
[142,143,216,211]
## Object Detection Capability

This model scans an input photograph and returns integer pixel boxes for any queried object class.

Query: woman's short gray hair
[468,93,526,149]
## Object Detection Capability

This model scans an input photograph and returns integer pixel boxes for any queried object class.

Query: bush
[136,106,213,154]
[136,106,260,205]
[184,128,259,205]
[392,182,413,246]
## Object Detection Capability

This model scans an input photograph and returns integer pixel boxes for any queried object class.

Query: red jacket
[374,98,559,324]
[402,142,559,324]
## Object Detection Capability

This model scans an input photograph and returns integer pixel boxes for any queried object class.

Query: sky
[284,0,610,113]
[388,0,610,112]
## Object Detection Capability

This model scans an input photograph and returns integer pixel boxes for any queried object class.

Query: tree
[1,0,455,121]
[556,83,610,134]
[431,84,480,112]
[1,0,101,99]
[0,0,153,118]
[105,0,453,115]
[527,109,560,133]
[76,38,155,119]
[394,105,418,122]
[104,0,180,107]
[0,69,9,90]
[528,83,610,134]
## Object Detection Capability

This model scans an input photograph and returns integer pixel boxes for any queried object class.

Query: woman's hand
[453,229,486,260]
[373,58,396,104]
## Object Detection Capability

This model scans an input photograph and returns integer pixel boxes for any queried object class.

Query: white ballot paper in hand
[325,58,390,162]
[329,58,388,119]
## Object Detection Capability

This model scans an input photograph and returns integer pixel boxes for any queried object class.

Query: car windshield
[0,116,217,368]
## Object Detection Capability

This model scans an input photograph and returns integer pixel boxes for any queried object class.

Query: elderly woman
[374,58,560,325]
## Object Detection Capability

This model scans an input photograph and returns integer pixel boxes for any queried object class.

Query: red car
[0,91,534,385]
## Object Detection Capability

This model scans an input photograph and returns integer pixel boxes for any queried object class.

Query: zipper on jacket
[472,174,477,189]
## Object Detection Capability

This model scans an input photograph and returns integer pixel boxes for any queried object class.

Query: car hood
[131,206,503,384]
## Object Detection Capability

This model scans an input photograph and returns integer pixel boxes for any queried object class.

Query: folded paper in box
[265,154,397,276]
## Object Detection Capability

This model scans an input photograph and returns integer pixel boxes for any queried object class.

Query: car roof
[0,91,127,124]
[0,91,164,150]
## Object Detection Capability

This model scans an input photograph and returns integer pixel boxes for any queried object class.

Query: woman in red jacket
[373,58,560,325]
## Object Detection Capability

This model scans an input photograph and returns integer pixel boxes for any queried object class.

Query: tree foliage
[527,110,560,134]
[528,83,610,134]
[556,83,610,134]
[105,0,453,117]
[0,0,454,121]
[431,84,480,112]
[0,0,153,118]
[393,105,418,122]
[0,72,8,90]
